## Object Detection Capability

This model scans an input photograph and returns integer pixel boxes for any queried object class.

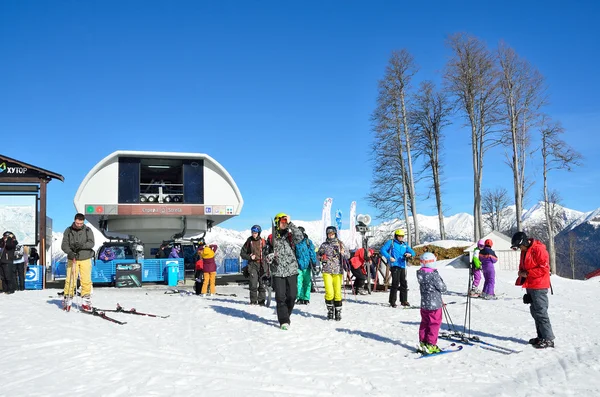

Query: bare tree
[411,80,452,240]
[368,50,420,245]
[497,42,546,231]
[482,187,511,232]
[568,231,578,279]
[444,33,502,240]
[540,115,583,274]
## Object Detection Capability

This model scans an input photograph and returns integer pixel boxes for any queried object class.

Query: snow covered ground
[1,263,599,396]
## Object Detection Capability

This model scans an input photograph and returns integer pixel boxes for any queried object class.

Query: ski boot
[280,323,290,330]
[326,300,334,320]
[81,295,92,311]
[334,306,342,322]
[62,296,73,312]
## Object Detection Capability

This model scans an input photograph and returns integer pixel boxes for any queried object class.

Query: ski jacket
[380,239,415,268]
[192,251,204,271]
[350,248,374,271]
[199,245,218,273]
[518,239,551,290]
[240,236,268,273]
[317,238,350,275]
[61,223,95,261]
[478,247,498,268]
[417,267,447,311]
[267,222,302,278]
[99,249,116,261]
[28,250,40,265]
[295,236,317,271]
[472,248,482,269]
[168,247,180,258]
[0,236,17,264]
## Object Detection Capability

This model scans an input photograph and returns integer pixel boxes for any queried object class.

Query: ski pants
[15,262,26,291]
[351,267,366,293]
[323,273,343,302]
[201,272,216,294]
[63,259,92,298]
[273,275,298,325]
[194,269,204,295]
[0,262,16,293]
[482,263,496,296]
[248,264,266,303]
[419,308,443,345]
[389,267,408,304]
[297,268,312,301]
[527,288,555,341]
[472,267,482,289]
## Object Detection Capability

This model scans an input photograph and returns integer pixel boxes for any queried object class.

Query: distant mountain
[555,208,600,279]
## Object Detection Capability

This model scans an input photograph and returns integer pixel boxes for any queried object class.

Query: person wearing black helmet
[240,225,267,305]
[511,231,555,349]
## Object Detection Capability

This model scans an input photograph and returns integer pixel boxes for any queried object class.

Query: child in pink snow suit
[417,252,447,354]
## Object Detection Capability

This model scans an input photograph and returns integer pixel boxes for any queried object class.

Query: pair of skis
[165,288,237,297]
[439,331,522,354]
[76,304,169,325]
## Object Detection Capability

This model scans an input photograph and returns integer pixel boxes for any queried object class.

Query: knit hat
[419,252,437,268]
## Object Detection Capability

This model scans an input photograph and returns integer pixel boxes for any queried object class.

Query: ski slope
[1,264,599,396]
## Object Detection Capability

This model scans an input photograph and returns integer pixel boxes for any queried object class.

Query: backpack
[14,244,24,260]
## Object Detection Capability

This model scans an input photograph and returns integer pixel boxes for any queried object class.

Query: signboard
[85,204,236,217]
[0,195,37,245]
[0,160,48,179]
[115,263,142,288]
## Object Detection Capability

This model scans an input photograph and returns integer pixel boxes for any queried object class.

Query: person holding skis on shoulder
[380,229,415,308]
[199,239,218,296]
[478,239,498,299]
[61,213,95,311]
[240,225,268,305]
[469,239,484,297]
[295,226,318,305]
[266,213,303,330]
[317,226,350,321]
[512,231,555,349]
[416,252,447,354]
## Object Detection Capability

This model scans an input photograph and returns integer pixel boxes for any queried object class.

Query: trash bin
[166,262,179,286]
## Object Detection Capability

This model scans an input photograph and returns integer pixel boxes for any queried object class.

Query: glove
[73,243,83,251]
[242,266,249,278]
[67,252,76,260]
[266,253,275,264]
[320,254,328,261]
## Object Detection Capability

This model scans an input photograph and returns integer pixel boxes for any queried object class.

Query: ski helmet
[420,252,437,268]
[251,225,261,234]
[298,226,306,234]
[477,239,485,249]
[394,229,406,237]
[511,231,528,249]
[197,237,206,246]
[274,213,288,223]
[326,226,337,236]
[484,239,493,248]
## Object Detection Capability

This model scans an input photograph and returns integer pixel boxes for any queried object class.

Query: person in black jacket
[28,247,40,265]
[0,231,18,294]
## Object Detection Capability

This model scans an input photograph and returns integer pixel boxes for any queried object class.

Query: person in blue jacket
[380,229,415,307]
[295,226,318,304]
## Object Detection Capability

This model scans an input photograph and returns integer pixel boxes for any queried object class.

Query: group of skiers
[469,239,498,299]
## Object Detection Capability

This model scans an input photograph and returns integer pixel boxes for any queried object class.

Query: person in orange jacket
[511,231,555,349]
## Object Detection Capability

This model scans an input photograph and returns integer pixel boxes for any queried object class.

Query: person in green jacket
[469,239,484,297]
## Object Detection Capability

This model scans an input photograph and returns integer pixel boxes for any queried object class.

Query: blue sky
[1,0,598,233]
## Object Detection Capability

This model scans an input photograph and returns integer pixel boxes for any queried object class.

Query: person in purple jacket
[478,239,498,299]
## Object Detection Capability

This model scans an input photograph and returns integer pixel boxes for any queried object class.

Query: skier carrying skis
[512,231,555,349]
[240,225,268,305]
[416,252,447,354]
[317,226,349,321]
[469,239,484,297]
[380,229,415,307]
[295,226,317,304]
[61,213,95,311]
[478,239,498,299]
[266,213,303,329]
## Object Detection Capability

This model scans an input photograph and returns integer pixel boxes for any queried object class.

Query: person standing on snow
[0,231,18,294]
[295,226,318,305]
[469,239,484,297]
[266,213,303,330]
[240,225,268,305]
[512,231,555,349]
[380,229,415,307]
[317,226,349,321]
[199,239,218,296]
[416,252,447,354]
[478,239,498,299]
[349,247,374,295]
[61,213,95,311]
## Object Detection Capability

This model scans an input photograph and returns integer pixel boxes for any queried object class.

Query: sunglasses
[279,217,288,223]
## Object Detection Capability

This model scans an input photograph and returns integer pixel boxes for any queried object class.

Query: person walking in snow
[295,226,318,305]
[511,231,555,349]
[478,239,498,299]
[380,229,415,307]
[317,226,349,321]
[199,239,218,296]
[61,213,95,311]
[266,213,303,330]
[416,252,447,354]
[240,225,268,305]
[469,239,484,297]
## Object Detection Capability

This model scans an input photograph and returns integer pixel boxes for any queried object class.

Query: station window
[139,159,184,204]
